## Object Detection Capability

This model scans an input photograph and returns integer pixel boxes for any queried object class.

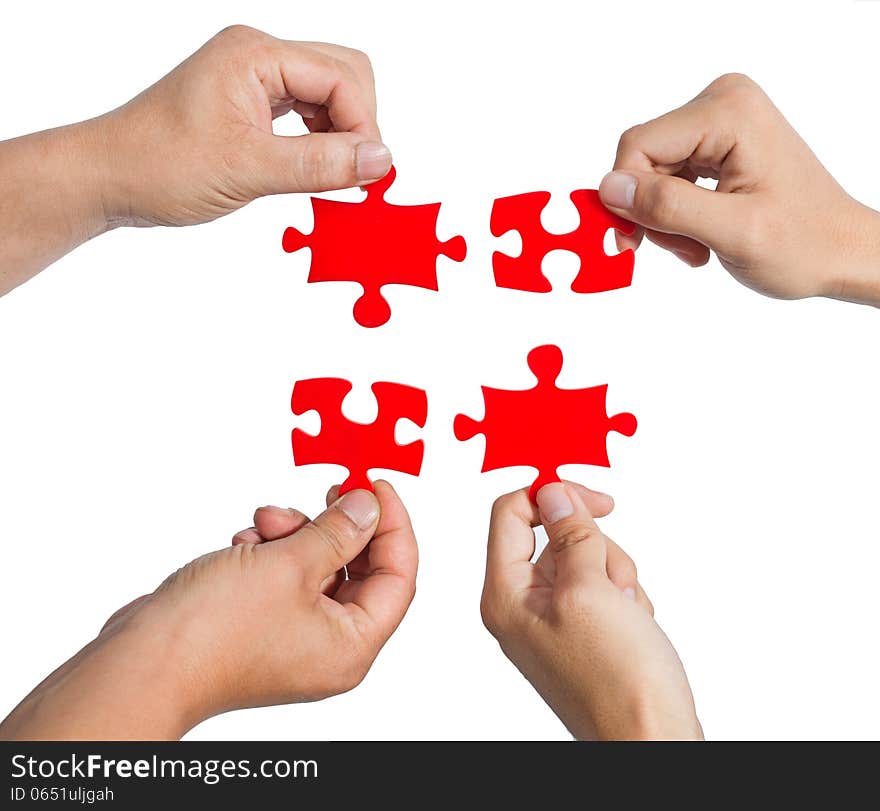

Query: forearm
[0,118,116,296]
[0,621,204,741]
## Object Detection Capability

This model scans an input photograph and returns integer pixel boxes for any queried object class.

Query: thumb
[599,169,740,255]
[536,482,607,587]
[249,131,392,195]
[283,489,380,582]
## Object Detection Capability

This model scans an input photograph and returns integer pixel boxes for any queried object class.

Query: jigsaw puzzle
[454,344,637,500]
[282,166,467,328]
[490,189,636,293]
[292,376,428,494]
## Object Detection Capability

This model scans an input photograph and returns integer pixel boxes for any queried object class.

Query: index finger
[297,42,378,127]
[487,483,614,587]
[261,39,380,140]
[335,480,418,640]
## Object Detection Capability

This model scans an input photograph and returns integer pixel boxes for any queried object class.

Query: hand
[598,73,880,305]
[0,25,391,293]
[0,482,417,740]
[101,25,390,227]
[480,481,701,740]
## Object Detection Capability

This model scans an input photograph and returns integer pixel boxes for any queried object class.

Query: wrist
[1,606,212,740]
[48,119,119,238]
[68,114,138,231]
[822,200,880,306]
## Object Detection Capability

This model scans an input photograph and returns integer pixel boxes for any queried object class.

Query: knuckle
[640,178,680,225]
[617,124,643,155]
[309,519,349,564]
[479,588,511,638]
[296,139,352,189]
[215,24,259,44]
[323,55,349,83]
[345,47,373,72]
[551,521,601,554]
[480,593,501,636]
[712,72,757,93]
[489,492,517,523]
[627,559,638,582]
[618,561,638,589]
[614,548,638,582]
[714,74,767,115]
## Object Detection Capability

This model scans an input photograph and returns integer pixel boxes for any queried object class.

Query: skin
[598,73,880,305]
[0,25,392,296]
[0,482,417,740]
[0,42,877,739]
[482,482,702,741]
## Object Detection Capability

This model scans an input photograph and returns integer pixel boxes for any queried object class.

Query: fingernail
[623,586,636,601]
[356,141,392,182]
[599,171,637,209]
[336,489,380,530]
[234,528,261,544]
[673,249,698,267]
[260,505,289,515]
[536,482,574,524]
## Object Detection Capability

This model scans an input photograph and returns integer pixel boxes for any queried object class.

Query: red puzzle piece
[292,377,428,494]
[454,345,637,500]
[490,189,636,293]
[282,166,467,328]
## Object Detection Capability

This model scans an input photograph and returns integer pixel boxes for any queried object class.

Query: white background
[1,0,879,741]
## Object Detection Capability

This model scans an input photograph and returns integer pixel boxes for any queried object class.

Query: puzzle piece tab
[282,167,467,328]
[292,377,428,494]
[454,345,636,500]
[491,189,636,294]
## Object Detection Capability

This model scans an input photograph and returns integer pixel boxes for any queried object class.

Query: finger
[253,506,310,541]
[616,226,644,254]
[303,107,333,133]
[602,90,746,255]
[535,483,616,580]
[565,482,615,519]
[232,527,262,546]
[270,101,296,120]
[612,91,738,176]
[487,489,540,586]
[636,582,654,615]
[281,488,380,581]
[488,482,614,586]
[263,40,379,138]
[291,100,323,119]
[603,538,653,614]
[605,537,638,593]
[599,169,744,256]
[249,130,392,195]
[296,42,378,125]
[343,544,372,581]
[319,569,346,598]
[333,481,418,639]
[536,482,608,587]
[644,229,711,267]
[101,594,151,633]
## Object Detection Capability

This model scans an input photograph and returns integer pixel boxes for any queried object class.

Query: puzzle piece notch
[490,189,636,294]
[292,376,428,494]
[454,344,637,501]
[282,166,467,328]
